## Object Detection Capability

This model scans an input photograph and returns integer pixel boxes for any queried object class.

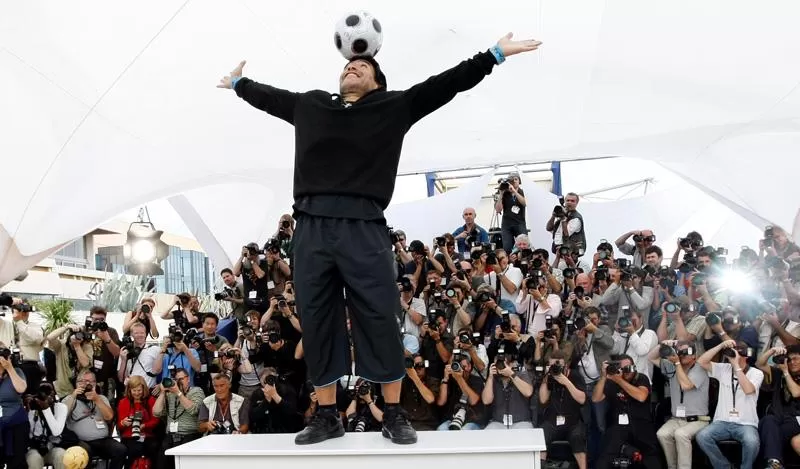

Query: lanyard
[169,394,186,421]
[168,351,186,368]
[216,399,231,423]
[678,365,695,404]
[731,368,743,409]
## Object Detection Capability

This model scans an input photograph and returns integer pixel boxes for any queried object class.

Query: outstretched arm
[218,60,299,124]
[404,33,542,124]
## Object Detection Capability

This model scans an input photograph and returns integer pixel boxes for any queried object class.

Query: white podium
[167,429,546,469]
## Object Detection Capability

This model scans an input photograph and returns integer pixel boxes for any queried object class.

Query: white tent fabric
[2,0,799,284]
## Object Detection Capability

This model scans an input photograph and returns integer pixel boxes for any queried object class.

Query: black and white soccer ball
[334,11,383,60]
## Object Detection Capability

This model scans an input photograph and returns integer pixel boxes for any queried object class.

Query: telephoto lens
[659,344,676,359]
[162,377,175,388]
[664,302,680,314]
[549,363,564,376]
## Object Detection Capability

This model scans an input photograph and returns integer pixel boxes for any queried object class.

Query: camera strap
[168,394,186,422]
[731,366,747,410]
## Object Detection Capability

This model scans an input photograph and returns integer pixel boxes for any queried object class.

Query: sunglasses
[413,363,426,369]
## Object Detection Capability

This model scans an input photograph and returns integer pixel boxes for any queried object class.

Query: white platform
[167,429,546,469]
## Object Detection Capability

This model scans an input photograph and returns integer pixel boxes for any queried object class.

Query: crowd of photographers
[1,181,799,469]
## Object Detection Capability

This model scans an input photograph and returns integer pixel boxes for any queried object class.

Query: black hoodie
[234,50,498,217]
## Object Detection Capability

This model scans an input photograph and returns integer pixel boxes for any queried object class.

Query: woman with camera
[345,378,384,432]
[516,275,562,335]
[0,347,28,469]
[534,319,574,369]
[116,376,160,469]
[122,298,160,340]
[46,324,93,399]
[26,382,68,469]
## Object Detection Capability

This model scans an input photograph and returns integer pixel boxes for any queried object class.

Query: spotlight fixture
[123,207,169,276]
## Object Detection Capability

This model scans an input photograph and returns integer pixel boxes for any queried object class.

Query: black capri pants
[293,215,405,386]
[541,420,587,453]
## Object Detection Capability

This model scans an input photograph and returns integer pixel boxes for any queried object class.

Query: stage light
[123,207,169,276]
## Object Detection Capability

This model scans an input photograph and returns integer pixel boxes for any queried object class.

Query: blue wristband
[490,45,505,65]
[231,76,242,91]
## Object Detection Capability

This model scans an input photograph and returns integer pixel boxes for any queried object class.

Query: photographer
[546,192,586,258]
[234,311,267,400]
[695,340,763,469]
[153,368,204,469]
[601,267,654,326]
[252,320,301,387]
[86,306,121,401]
[432,233,462,278]
[26,382,68,469]
[249,368,302,433]
[615,229,657,268]
[344,378,384,433]
[161,293,201,332]
[534,318,574,368]
[264,241,292,299]
[760,225,800,264]
[0,346,29,469]
[562,273,595,320]
[756,345,800,469]
[233,242,270,312]
[442,281,475,336]
[453,207,489,255]
[46,323,92,398]
[539,351,587,469]
[217,343,255,388]
[116,376,159,469]
[259,295,302,344]
[398,275,425,338]
[218,268,248,324]
[482,350,534,429]
[437,352,485,430]
[405,240,445,297]
[484,249,523,304]
[400,354,440,430]
[419,310,454,380]
[655,297,706,354]
[487,313,535,365]
[392,229,412,280]
[516,274,562,335]
[152,328,202,388]
[63,370,125,469]
[11,301,45,391]
[122,298,160,339]
[529,248,564,294]
[273,214,296,260]
[593,355,662,469]
[472,284,517,343]
[647,340,710,469]
[118,322,161,390]
[494,171,528,253]
[611,307,658,380]
[755,298,800,352]
[198,374,249,434]
[454,326,488,378]
[701,308,759,366]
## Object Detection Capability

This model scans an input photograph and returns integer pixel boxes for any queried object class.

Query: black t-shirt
[501,187,526,227]
[768,367,800,417]
[404,259,436,297]
[541,372,585,426]
[89,327,121,387]
[604,373,652,422]
[442,374,486,425]
[420,333,455,380]
[242,259,270,300]
[271,314,302,345]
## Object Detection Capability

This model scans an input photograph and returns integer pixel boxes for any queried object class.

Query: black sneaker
[295,411,345,445]
[382,407,417,444]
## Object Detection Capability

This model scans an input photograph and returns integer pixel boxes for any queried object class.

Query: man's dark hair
[565,192,580,202]
[174,367,190,378]
[203,313,219,325]
[584,306,601,318]
[550,350,566,361]
[220,268,233,276]
[533,248,550,260]
[89,306,107,317]
[265,319,281,332]
[645,245,663,258]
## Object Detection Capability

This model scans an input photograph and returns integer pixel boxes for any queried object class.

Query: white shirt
[239,340,263,387]
[484,266,524,304]
[29,402,68,439]
[399,297,426,339]
[553,218,583,246]
[578,334,600,384]
[758,319,800,352]
[123,345,161,388]
[612,326,658,380]
[709,362,763,427]
[515,291,562,335]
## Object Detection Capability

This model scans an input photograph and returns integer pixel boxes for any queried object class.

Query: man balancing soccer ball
[217,15,541,445]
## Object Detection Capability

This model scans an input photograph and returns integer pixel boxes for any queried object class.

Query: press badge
[93,360,104,370]
[503,414,514,427]
[248,291,257,299]
[95,420,106,429]
[200,364,208,373]
[729,409,740,422]
[267,281,275,290]
[169,421,179,433]
[618,414,629,425]
[511,206,520,214]
[556,415,566,426]
[676,405,686,418]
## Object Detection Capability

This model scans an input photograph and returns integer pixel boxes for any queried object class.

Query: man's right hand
[217,60,246,89]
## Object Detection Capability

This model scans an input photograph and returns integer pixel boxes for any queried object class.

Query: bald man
[615,230,657,267]
[453,207,490,254]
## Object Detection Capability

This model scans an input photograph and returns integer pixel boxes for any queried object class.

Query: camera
[388,227,401,245]
[497,178,510,192]
[445,288,457,299]
[525,277,539,290]
[722,347,738,359]
[774,354,788,365]
[573,316,587,331]
[224,349,238,359]
[85,316,108,332]
[399,277,414,292]
[168,323,184,343]
[691,272,707,286]
[140,303,152,315]
[264,375,277,387]
[211,421,233,435]
[0,346,21,367]
[677,346,694,357]
[500,312,511,333]
[563,267,576,279]
[705,312,721,326]
[678,253,697,273]
[121,335,140,357]
[356,380,371,397]
[633,234,656,243]
[606,361,622,375]
[449,394,469,430]
[486,251,498,265]
[404,356,415,369]
[77,383,94,401]
[664,302,681,314]
[763,226,774,248]
[240,325,254,337]
[553,205,566,219]
[162,377,175,388]
[435,236,446,247]
[264,237,281,254]
[549,363,564,376]
[214,287,234,301]
[71,330,87,342]
[451,349,464,372]
[619,269,632,282]
[616,259,630,270]
[476,291,493,304]
[495,348,507,370]
[427,309,440,328]
[267,330,281,344]
[131,411,143,439]
[679,236,703,251]
[558,245,571,256]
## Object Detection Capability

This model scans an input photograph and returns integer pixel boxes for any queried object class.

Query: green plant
[99,272,154,312]
[33,299,75,334]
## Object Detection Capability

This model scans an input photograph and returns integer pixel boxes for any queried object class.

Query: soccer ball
[334,11,383,60]
[63,446,89,469]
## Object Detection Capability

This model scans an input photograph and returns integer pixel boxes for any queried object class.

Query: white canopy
[2,0,799,284]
